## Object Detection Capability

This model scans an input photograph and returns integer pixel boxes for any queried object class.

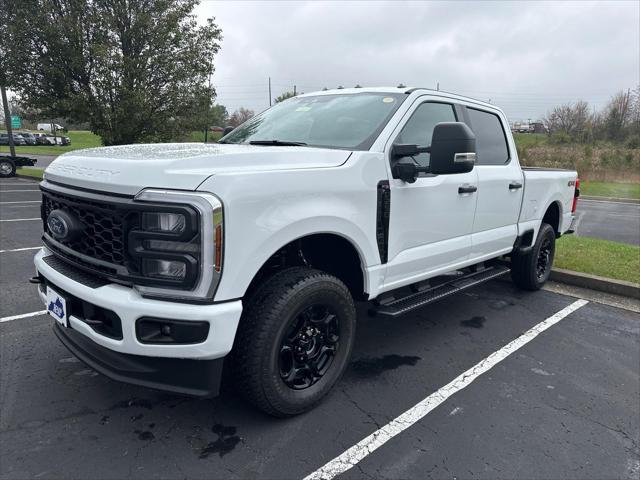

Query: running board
[371,265,510,318]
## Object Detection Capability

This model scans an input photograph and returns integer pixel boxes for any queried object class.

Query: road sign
[10,116,21,129]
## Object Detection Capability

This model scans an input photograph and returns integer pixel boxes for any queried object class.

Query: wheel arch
[541,200,562,237]
[242,231,369,302]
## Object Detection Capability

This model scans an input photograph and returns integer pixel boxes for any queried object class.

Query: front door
[383,100,478,291]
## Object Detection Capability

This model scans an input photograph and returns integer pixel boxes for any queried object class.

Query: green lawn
[580,181,640,200]
[188,130,223,143]
[0,130,102,155]
[555,235,640,284]
[16,167,44,180]
[513,132,549,148]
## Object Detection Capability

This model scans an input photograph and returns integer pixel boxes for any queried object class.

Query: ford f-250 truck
[33,87,579,416]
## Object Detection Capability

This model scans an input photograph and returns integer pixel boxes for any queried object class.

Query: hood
[44,143,352,195]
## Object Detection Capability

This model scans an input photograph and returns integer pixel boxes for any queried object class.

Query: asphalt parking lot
[1,177,638,480]
[575,199,640,246]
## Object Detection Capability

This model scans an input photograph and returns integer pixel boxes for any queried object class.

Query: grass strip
[16,168,44,180]
[555,235,640,284]
[580,181,640,200]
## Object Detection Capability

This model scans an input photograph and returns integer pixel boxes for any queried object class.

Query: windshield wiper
[249,140,307,146]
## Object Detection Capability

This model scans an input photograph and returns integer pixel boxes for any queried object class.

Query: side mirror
[222,126,234,136]
[429,122,476,175]
[391,144,431,183]
[392,161,420,183]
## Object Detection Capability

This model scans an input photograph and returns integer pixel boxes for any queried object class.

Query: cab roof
[298,86,499,112]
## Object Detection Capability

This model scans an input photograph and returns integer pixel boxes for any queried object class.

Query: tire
[511,223,556,290]
[0,159,16,178]
[231,267,356,417]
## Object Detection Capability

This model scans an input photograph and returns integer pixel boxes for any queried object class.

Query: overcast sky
[195,0,639,122]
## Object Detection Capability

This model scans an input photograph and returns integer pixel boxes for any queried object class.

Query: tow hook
[29,276,43,284]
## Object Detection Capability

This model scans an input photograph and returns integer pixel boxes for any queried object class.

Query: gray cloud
[196,0,639,121]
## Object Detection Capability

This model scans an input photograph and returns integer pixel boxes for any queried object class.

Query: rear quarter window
[467,108,510,165]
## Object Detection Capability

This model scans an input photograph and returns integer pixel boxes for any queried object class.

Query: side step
[371,265,510,318]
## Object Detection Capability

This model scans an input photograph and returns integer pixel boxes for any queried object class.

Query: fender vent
[376,180,391,263]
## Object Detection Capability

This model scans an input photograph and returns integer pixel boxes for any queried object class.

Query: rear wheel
[231,267,356,417]
[511,223,556,290]
[0,159,16,178]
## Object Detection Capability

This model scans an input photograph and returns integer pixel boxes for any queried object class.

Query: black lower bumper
[53,322,224,398]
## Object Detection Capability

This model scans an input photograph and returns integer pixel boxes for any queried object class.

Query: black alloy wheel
[279,304,340,390]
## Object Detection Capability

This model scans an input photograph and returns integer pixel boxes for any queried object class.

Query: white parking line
[0,246,42,253]
[0,218,40,222]
[0,310,47,323]
[303,299,589,480]
[0,201,41,204]
[0,189,40,192]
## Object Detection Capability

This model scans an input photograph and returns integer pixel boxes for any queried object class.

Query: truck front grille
[42,188,128,266]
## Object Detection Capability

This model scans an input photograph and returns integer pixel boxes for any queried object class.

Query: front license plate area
[46,286,68,327]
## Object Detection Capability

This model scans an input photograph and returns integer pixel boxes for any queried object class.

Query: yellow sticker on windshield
[295,106,311,112]
[382,97,395,103]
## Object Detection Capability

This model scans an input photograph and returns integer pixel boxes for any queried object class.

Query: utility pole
[204,63,212,144]
[436,82,439,91]
[1,84,16,157]
[293,85,297,96]
[268,77,272,107]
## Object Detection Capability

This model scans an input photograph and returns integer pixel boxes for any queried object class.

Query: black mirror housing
[222,126,234,137]
[392,161,420,183]
[429,122,476,175]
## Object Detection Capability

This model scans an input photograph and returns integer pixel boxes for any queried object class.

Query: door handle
[458,185,478,194]
[509,181,523,190]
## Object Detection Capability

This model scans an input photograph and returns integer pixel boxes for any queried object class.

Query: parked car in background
[0,133,27,146]
[37,123,64,132]
[35,133,56,145]
[18,132,37,145]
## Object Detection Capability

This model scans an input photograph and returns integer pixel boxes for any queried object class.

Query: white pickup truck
[34,87,579,416]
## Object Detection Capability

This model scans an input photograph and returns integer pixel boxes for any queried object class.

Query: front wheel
[0,159,16,178]
[231,267,356,417]
[511,223,556,290]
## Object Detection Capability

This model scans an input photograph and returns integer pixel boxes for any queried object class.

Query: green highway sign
[10,115,21,129]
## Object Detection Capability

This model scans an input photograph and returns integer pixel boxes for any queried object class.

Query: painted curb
[551,268,640,299]
[581,195,640,204]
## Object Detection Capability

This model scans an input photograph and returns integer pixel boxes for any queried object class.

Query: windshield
[222,92,406,150]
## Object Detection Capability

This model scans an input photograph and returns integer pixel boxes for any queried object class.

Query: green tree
[274,91,296,103]
[10,0,222,145]
[208,104,229,127]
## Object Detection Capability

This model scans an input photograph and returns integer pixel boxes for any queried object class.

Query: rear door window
[466,108,510,165]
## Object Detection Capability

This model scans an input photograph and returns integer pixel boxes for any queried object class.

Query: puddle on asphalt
[134,429,155,441]
[460,316,487,328]
[348,354,421,379]
[199,424,241,459]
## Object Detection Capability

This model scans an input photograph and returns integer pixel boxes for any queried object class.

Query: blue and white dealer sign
[46,286,68,327]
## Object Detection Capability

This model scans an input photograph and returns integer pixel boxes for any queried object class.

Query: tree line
[1,0,225,145]
[544,87,640,147]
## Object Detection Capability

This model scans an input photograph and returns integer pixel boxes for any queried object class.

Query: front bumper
[35,248,243,395]
[53,322,224,397]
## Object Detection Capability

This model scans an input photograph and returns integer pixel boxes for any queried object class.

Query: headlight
[142,212,186,233]
[142,258,187,280]
[132,190,224,302]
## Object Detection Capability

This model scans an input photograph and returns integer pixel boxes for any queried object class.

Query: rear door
[383,99,478,290]
[462,106,524,260]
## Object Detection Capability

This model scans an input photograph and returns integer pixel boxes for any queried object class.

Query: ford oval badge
[47,209,82,241]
